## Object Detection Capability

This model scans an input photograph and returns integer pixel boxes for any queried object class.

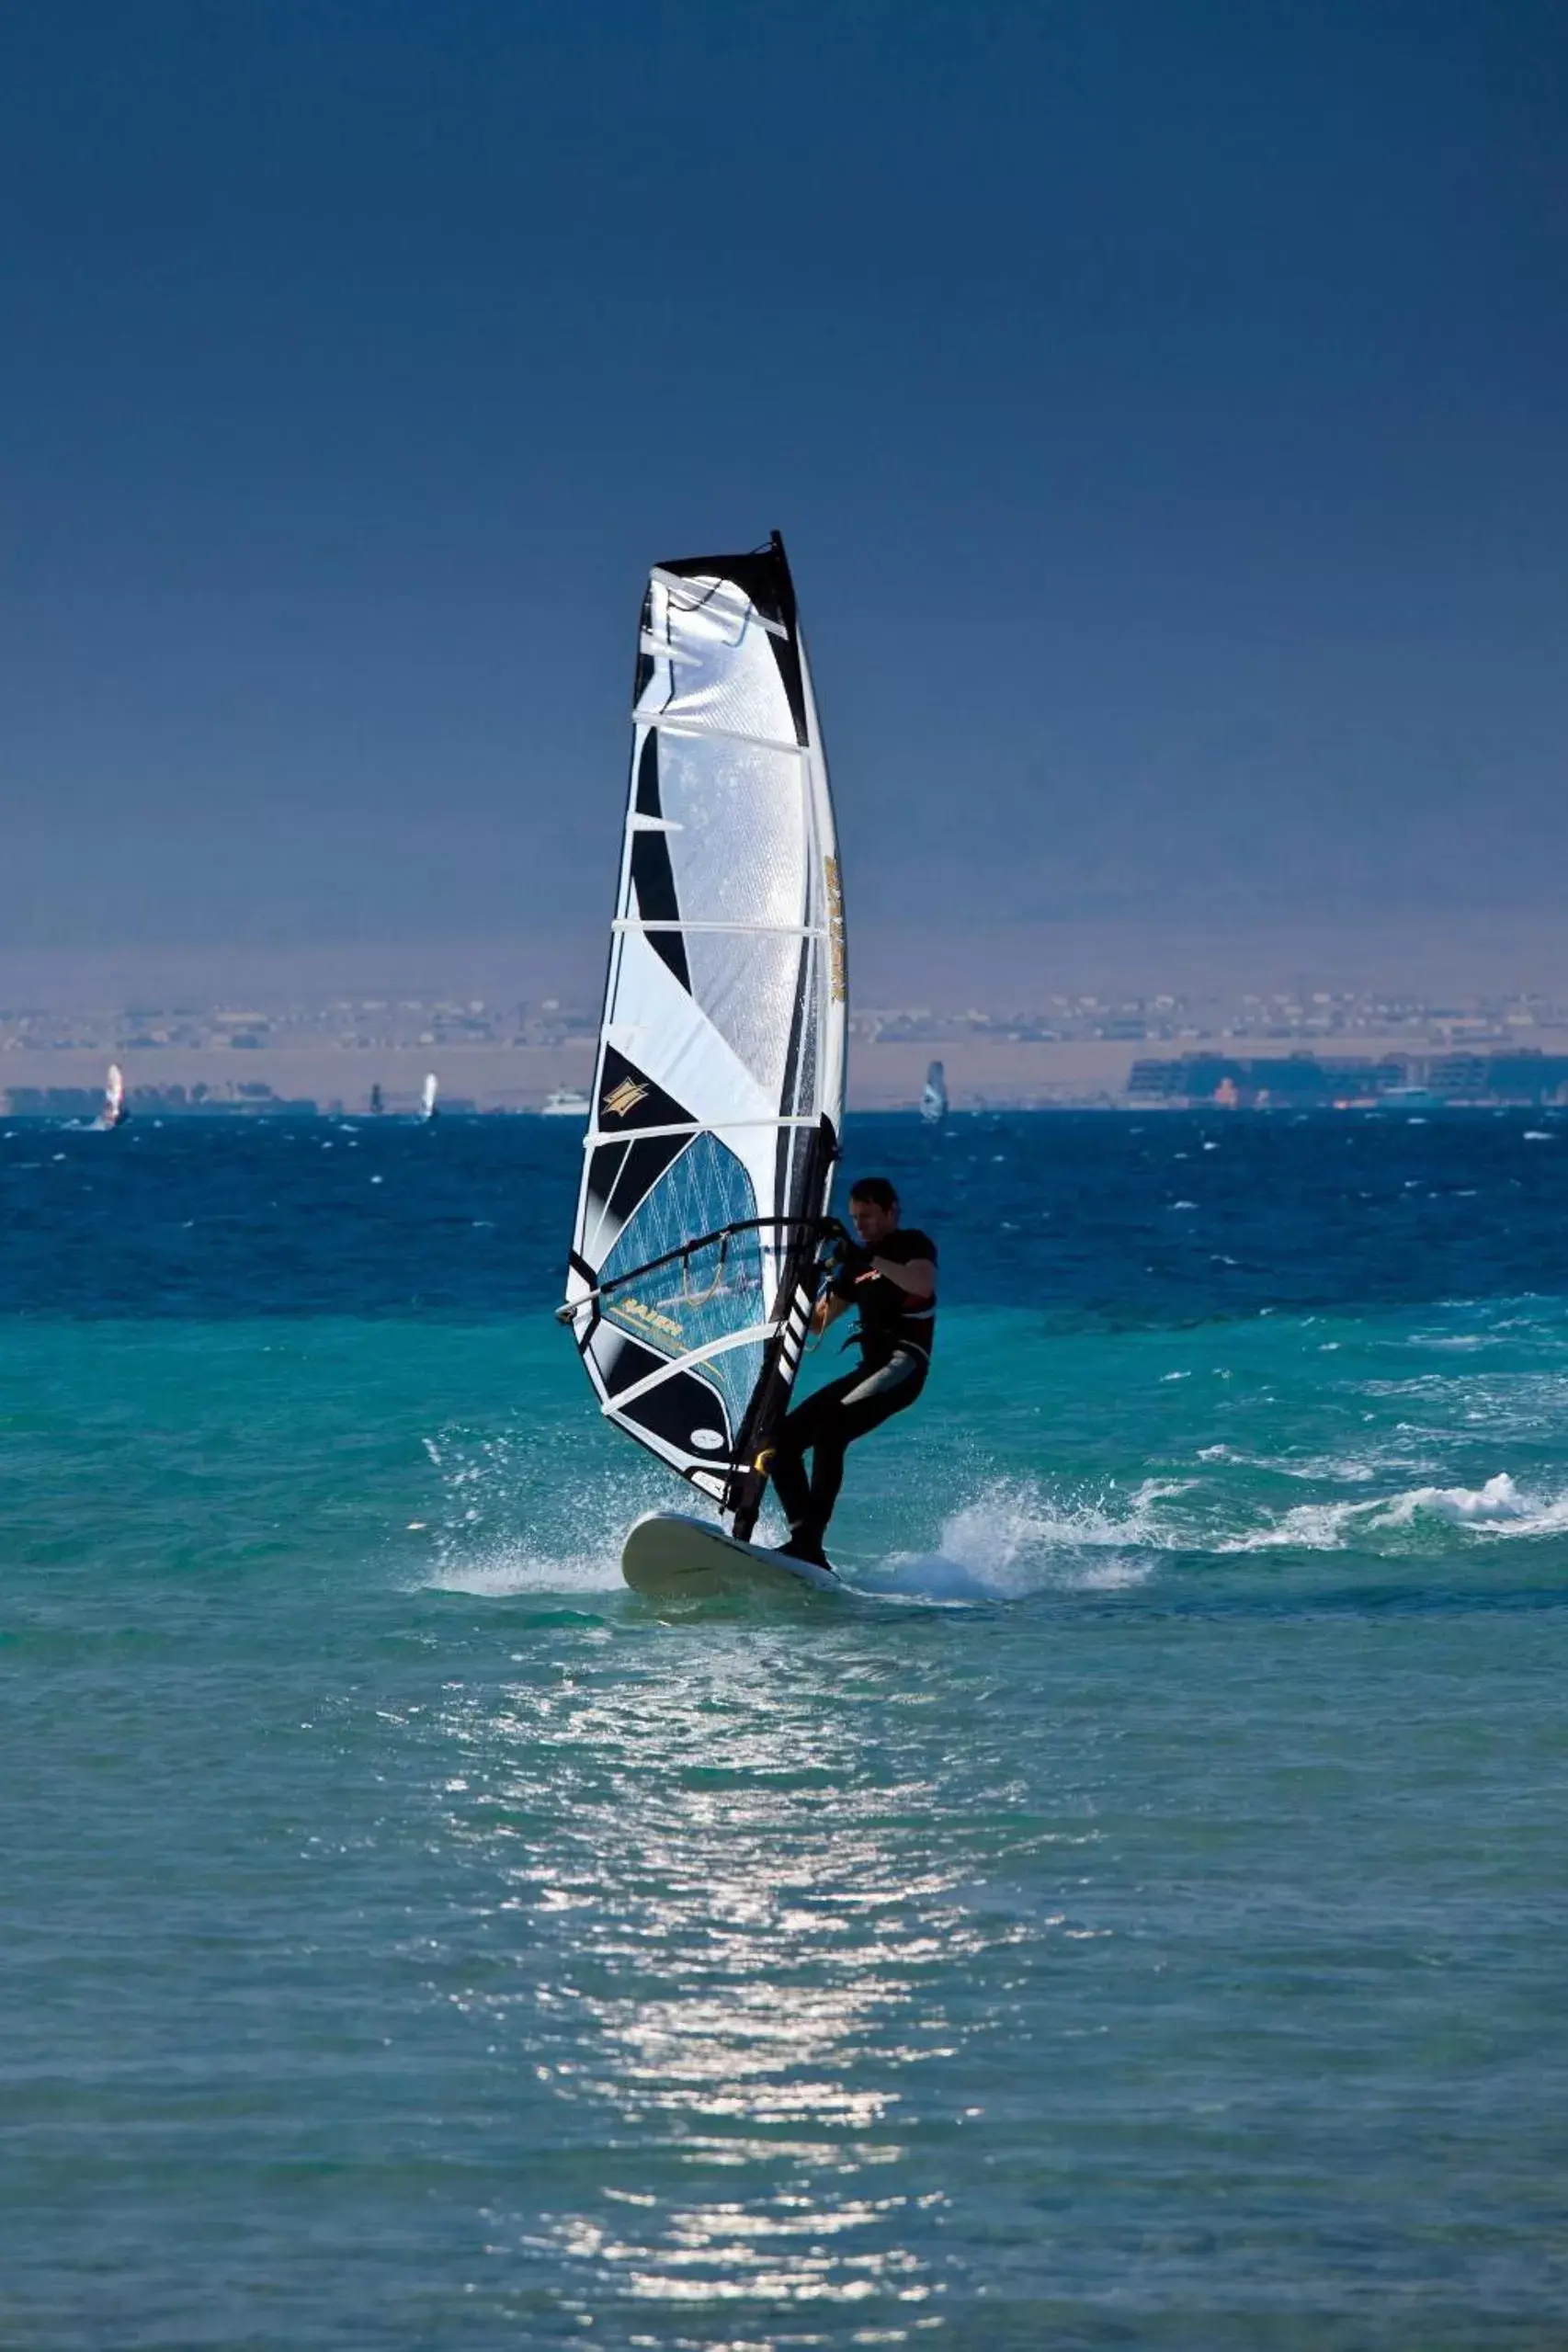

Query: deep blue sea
[5,1110,1566,2348]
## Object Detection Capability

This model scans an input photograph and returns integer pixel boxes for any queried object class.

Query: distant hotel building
[1128,1051,1568,1108]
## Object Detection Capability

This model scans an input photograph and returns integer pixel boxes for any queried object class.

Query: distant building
[1127,1051,1568,1108]
[2,1087,104,1119]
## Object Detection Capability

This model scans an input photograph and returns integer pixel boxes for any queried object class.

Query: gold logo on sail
[602,1078,649,1119]
[613,1295,683,1341]
[824,857,847,1005]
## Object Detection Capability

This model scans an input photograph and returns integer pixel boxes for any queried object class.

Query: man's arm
[810,1290,851,1337]
[858,1256,936,1300]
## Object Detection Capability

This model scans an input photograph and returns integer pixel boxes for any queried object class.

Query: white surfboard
[621,1511,838,1598]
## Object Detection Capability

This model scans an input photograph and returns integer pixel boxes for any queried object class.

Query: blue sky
[3,1,1564,968]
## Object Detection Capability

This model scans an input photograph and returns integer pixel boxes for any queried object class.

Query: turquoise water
[4,1113,1567,2346]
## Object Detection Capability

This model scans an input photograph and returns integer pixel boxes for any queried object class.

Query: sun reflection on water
[420,1631,1016,2328]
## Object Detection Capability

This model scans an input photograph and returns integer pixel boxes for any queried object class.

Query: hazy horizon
[5,911,1568,1021]
[4,4,1564,970]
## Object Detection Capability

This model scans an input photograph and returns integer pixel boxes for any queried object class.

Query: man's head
[847,1176,900,1247]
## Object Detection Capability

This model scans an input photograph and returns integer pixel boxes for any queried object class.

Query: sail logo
[611,1294,683,1343]
[602,1077,650,1119]
[824,857,847,1005]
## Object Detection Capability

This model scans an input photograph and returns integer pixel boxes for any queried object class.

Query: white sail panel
[635,576,797,746]
[654,734,808,926]
[561,535,845,1524]
[683,930,812,1101]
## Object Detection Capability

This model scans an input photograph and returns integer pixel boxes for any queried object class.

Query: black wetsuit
[769,1228,937,1553]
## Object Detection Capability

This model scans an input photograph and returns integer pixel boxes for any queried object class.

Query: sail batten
[600,1319,779,1414]
[584,1114,823,1149]
[613,918,828,937]
[562,533,845,1531]
[637,719,808,756]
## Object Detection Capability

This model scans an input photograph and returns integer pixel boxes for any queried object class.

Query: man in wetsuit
[769,1176,937,1568]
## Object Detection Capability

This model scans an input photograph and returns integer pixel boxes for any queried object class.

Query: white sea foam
[425,1541,626,1597]
[1215,1498,1370,1553]
[1374,1471,1568,1534]
[870,1477,1187,1600]
[1199,1445,1385,1483]
[416,1431,668,1596]
[1217,1470,1568,1552]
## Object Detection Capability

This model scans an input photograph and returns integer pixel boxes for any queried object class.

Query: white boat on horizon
[540,1087,591,1118]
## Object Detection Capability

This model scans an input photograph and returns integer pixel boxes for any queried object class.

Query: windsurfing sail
[420,1073,438,1121]
[97,1064,126,1129]
[559,532,846,1538]
[921,1060,949,1123]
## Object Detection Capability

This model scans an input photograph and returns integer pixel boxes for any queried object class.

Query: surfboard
[621,1511,838,1597]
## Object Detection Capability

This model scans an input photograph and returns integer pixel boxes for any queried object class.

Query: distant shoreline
[10,1028,1568,1116]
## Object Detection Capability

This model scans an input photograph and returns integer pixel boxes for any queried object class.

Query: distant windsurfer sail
[557,531,846,1592]
[921,1060,949,1124]
[420,1073,438,1123]
[96,1064,127,1131]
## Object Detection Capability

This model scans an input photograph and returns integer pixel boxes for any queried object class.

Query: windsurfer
[769,1176,936,1567]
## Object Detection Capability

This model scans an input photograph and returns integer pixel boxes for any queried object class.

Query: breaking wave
[1217,1471,1568,1553]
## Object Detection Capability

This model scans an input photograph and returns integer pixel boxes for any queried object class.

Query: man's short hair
[848,1176,899,1213]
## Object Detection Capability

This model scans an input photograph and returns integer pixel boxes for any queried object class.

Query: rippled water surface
[4,1112,1566,2346]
